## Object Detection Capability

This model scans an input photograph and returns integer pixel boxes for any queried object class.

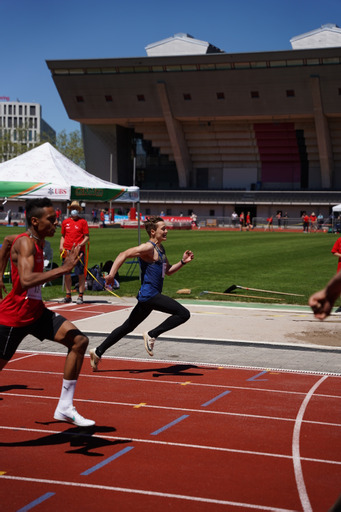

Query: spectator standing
[239,212,244,231]
[276,211,282,229]
[302,212,310,232]
[60,201,89,304]
[317,213,324,230]
[246,211,253,230]
[310,212,317,232]
[283,212,289,229]
[231,211,238,228]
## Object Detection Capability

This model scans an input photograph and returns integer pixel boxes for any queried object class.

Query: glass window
[250,61,267,69]
[181,64,197,71]
[270,60,286,68]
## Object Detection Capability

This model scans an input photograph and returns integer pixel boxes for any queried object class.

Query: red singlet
[0,233,45,327]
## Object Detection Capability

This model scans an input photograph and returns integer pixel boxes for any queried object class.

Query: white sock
[57,379,77,411]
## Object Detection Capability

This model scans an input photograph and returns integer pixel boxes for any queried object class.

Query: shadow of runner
[0,425,132,457]
[95,363,216,377]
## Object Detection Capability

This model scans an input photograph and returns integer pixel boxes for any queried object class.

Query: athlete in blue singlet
[89,216,194,370]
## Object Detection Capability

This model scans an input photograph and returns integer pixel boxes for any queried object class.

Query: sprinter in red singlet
[0,198,95,427]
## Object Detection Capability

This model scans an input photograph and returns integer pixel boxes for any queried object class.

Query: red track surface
[44,300,129,322]
[1,353,340,511]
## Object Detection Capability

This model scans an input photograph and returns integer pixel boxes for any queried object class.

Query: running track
[1,349,340,511]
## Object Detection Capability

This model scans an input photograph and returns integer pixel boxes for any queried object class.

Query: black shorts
[0,308,67,361]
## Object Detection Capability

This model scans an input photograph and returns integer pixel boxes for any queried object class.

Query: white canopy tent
[332,204,341,212]
[0,142,139,203]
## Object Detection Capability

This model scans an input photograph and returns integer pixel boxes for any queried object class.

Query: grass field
[0,225,339,306]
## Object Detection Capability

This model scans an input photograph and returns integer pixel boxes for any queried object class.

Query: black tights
[95,294,190,357]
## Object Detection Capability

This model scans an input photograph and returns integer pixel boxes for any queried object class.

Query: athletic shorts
[62,251,85,276]
[0,308,67,361]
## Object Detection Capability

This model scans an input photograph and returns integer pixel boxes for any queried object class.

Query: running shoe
[143,332,155,357]
[76,296,84,304]
[89,348,101,371]
[61,296,72,303]
[54,406,95,427]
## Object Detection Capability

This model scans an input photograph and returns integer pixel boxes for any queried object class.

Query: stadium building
[46,25,341,221]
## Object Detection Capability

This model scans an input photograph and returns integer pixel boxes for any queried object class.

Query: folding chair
[125,259,138,276]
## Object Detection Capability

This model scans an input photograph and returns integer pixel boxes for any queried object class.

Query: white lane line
[5,366,341,400]
[0,425,340,466]
[0,474,298,511]
[1,392,340,428]
[7,353,38,364]
[292,375,328,512]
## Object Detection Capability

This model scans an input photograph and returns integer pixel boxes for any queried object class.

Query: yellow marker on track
[134,403,147,408]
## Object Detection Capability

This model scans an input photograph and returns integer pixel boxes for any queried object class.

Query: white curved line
[292,375,328,511]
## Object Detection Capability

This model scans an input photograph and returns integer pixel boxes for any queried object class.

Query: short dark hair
[144,216,164,236]
[25,198,53,226]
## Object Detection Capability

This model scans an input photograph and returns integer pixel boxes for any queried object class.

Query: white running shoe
[89,348,101,371]
[54,406,95,427]
[143,332,155,357]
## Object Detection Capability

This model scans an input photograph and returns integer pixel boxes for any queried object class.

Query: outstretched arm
[166,249,194,275]
[14,237,82,289]
[309,272,341,320]
[105,242,154,285]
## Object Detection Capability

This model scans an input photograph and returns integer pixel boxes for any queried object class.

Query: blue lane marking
[81,446,134,476]
[201,390,231,407]
[150,414,189,436]
[17,493,55,512]
[247,370,268,381]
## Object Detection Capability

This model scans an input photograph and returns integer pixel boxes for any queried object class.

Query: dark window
[137,94,145,102]
[216,92,225,99]
[183,93,191,100]
[105,95,113,102]
[286,89,295,97]
[209,209,215,216]
[30,105,36,115]
[250,91,259,98]
[76,96,84,102]
[338,88,341,95]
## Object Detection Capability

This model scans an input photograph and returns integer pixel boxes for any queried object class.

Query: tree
[0,127,85,168]
[55,130,85,169]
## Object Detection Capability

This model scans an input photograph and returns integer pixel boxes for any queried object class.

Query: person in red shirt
[0,197,94,427]
[310,212,317,232]
[60,201,89,304]
[302,212,310,232]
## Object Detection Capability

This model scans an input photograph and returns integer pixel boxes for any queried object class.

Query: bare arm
[13,237,82,290]
[309,271,341,320]
[105,242,154,285]
[166,249,194,275]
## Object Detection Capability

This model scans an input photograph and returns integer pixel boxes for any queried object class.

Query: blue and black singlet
[137,241,167,302]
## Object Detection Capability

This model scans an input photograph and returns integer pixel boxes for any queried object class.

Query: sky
[2,0,340,134]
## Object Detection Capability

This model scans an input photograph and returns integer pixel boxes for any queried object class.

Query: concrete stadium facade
[46,40,341,219]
